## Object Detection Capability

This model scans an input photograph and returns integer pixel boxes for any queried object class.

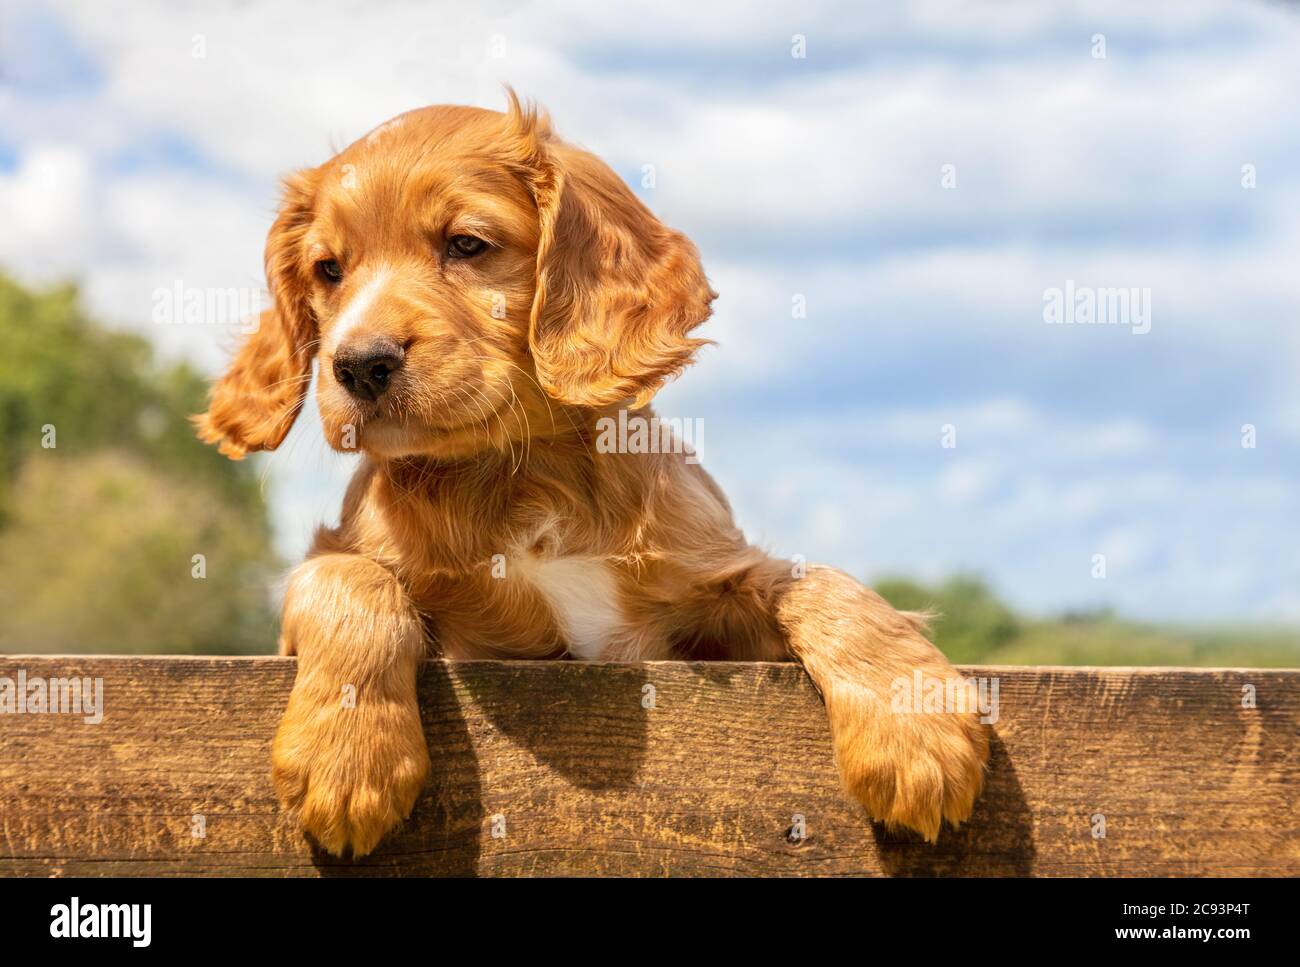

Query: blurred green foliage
[0,274,280,653]
[876,575,1299,668]
[875,574,1021,664]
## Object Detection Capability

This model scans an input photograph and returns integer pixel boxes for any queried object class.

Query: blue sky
[2,0,1298,621]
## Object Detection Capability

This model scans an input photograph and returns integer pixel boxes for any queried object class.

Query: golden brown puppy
[197,93,989,858]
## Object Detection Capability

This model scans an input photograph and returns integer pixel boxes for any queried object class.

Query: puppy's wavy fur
[198,94,988,858]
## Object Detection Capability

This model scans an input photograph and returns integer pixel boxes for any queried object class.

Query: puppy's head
[196,94,715,460]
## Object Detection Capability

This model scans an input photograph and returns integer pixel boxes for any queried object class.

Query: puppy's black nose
[333,338,405,402]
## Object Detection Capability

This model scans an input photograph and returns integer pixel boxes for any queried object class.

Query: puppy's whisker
[260,372,316,393]
[455,355,547,465]
[451,383,517,470]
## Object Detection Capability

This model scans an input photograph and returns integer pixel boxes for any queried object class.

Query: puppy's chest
[390,489,636,659]
[508,551,626,660]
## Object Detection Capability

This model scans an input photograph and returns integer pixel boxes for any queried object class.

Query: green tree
[874,574,1022,664]
[0,274,280,653]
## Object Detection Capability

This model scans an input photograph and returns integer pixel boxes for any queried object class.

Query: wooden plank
[0,657,1295,876]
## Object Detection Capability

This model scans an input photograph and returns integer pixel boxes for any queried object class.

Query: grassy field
[875,576,1300,668]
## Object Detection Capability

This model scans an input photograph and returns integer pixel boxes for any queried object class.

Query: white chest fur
[517,556,624,660]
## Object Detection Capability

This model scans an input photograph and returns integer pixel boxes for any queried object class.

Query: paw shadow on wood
[459,660,650,791]
[871,730,1037,876]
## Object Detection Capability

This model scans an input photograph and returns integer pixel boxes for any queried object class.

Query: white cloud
[3,0,1298,622]
[0,145,95,277]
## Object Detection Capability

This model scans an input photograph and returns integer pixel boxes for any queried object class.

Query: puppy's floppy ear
[195,168,320,459]
[515,103,716,408]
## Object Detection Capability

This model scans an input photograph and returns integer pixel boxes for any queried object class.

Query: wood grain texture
[0,657,1295,876]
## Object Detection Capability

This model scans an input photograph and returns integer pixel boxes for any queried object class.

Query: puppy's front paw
[826,671,989,842]
[271,690,430,858]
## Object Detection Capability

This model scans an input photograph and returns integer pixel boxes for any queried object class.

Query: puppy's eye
[447,235,488,259]
[316,259,343,283]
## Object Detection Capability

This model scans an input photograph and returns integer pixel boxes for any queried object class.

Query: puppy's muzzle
[333,337,405,402]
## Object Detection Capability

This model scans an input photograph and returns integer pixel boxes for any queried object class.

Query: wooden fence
[0,657,1296,876]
